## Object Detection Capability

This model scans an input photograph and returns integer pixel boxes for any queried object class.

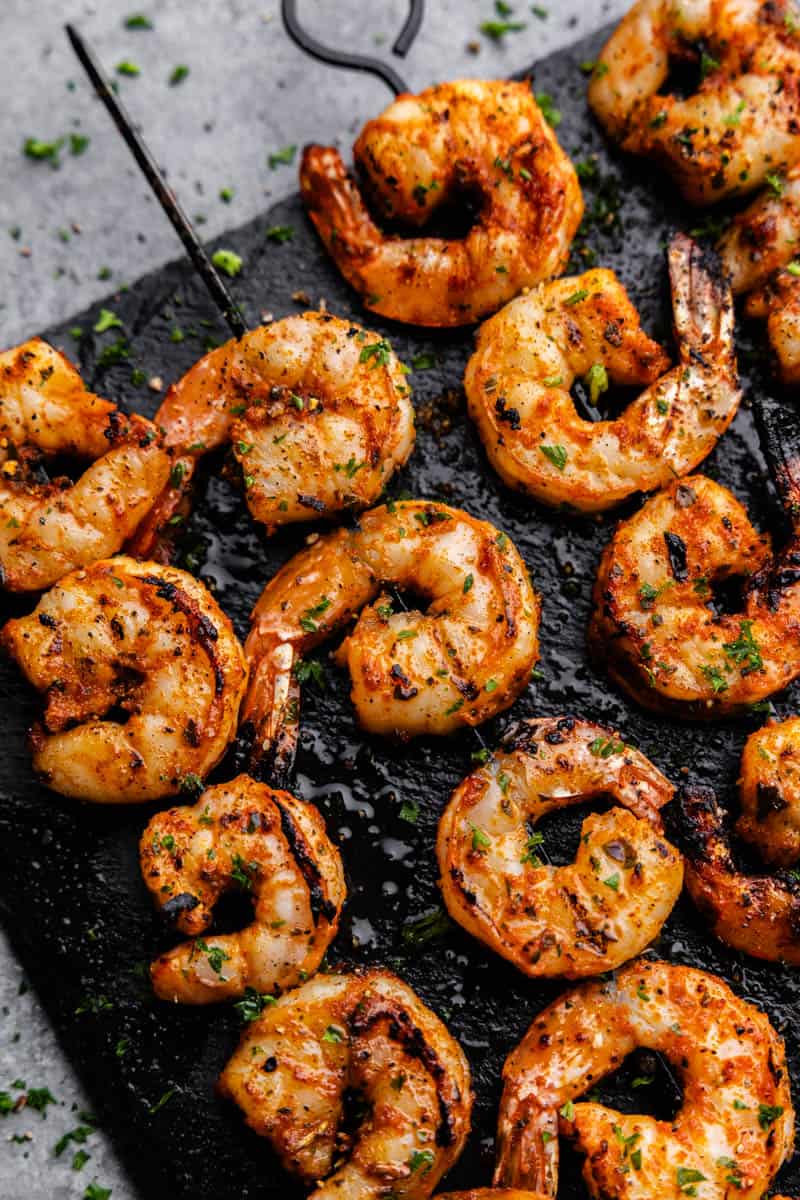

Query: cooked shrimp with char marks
[240,500,540,778]
[141,775,345,1003]
[464,234,739,511]
[127,313,414,561]
[218,968,472,1200]
[589,475,800,716]
[300,80,583,327]
[0,338,170,590]
[1,556,247,802]
[437,717,682,979]
[738,716,800,865]
[676,782,800,963]
[589,0,800,205]
[494,958,794,1199]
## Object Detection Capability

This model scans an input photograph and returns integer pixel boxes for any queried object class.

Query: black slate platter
[2,24,800,1199]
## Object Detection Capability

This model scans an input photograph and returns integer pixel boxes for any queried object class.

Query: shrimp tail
[299,145,382,288]
[669,232,735,371]
[234,640,299,788]
[493,1093,558,1193]
[126,455,196,563]
[754,391,800,525]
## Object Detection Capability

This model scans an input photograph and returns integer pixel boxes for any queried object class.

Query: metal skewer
[65,23,247,339]
[281,0,425,97]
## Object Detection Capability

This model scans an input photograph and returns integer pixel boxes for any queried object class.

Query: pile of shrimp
[300,80,583,326]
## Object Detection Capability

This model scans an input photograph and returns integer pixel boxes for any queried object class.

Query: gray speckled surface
[0,1,625,1196]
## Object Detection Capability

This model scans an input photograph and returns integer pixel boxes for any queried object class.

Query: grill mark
[140,574,225,695]
[349,994,459,1147]
[663,531,689,582]
[274,797,337,924]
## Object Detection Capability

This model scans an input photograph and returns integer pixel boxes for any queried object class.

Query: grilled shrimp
[127,313,415,561]
[1,556,247,802]
[0,338,170,590]
[494,958,794,1199]
[240,500,540,780]
[437,717,682,978]
[300,80,583,327]
[744,268,800,383]
[140,775,345,1003]
[738,716,800,865]
[588,0,800,206]
[716,162,800,381]
[464,235,739,511]
[218,968,473,1199]
[676,783,800,963]
[589,474,800,716]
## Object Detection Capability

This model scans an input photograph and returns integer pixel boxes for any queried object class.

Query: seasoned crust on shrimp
[218,968,473,1199]
[494,958,794,1199]
[127,313,415,560]
[141,775,345,1003]
[675,783,800,963]
[300,80,583,327]
[589,474,800,717]
[437,716,682,978]
[240,500,540,777]
[738,716,800,865]
[589,0,800,206]
[464,235,738,511]
[1,556,247,802]
[0,338,170,590]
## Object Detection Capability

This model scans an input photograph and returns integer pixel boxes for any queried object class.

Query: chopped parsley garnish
[234,988,277,1022]
[411,352,437,370]
[540,443,568,470]
[463,573,474,593]
[723,620,763,674]
[676,1166,706,1194]
[401,907,451,948]
[701,663,728,694]
[294,658,325,688]
[408,1148,434,1173]
[589,736,623,758]
[322,1024,345,1044]
[169,64,190,86]
[268,144,297,169]
[266,225,294,243]
[211,249,242,277]
[399,797,419,824]
[124,14,154,29]
[116,60,140,76]
[536,92,561,128]
[521,830,545,866]
[194,940,229,975]
[231,853,257,890]
[469,822,491,852]
[564,288,589,306]
[585,361,609,405]
[93,308,122,334]
[299,596,332,633]
[758,1102,784,1129]
[480,19,526,40]
[359,338,392,367]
